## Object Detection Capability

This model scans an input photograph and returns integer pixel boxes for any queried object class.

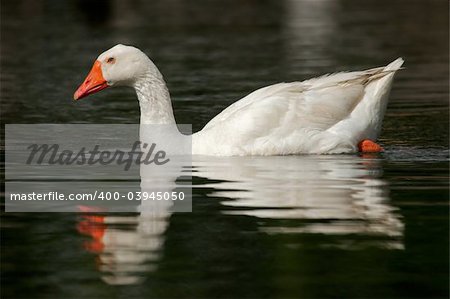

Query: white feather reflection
[78,179,176,285]
[193,155,404,248]
[77,125,187,285]
[79,153,403,285]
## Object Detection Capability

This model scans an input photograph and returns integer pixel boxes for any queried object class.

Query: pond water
[1,0,449,298]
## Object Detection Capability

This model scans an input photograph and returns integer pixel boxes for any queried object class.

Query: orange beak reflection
[74,60,108,100]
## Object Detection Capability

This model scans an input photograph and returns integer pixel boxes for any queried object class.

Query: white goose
[74,44,403,155]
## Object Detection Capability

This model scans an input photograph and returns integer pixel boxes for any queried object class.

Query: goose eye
[106,57,115,64]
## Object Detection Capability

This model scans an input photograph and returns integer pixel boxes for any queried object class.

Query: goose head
[74,44,158,100]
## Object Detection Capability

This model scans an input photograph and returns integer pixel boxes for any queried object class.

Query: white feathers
[98,44,161,87]
[95,45,404,156]
[193,58,404,155]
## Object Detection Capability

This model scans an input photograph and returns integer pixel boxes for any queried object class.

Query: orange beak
[74,60,109,100]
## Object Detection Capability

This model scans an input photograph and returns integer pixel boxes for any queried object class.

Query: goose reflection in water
[77,186,174,285]
[194,155,403,245]
[77,126,183,285]
[77,153,403,285]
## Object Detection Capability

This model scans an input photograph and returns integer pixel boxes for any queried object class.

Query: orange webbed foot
[358,139,383,153]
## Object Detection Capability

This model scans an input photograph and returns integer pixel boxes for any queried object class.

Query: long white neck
[133,71,176,125]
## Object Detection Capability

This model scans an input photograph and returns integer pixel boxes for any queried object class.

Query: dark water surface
[1,0,449,298]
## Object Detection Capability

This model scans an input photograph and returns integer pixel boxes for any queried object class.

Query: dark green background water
[1,0,449,298]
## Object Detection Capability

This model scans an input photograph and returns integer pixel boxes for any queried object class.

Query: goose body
[74,44,403,156]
